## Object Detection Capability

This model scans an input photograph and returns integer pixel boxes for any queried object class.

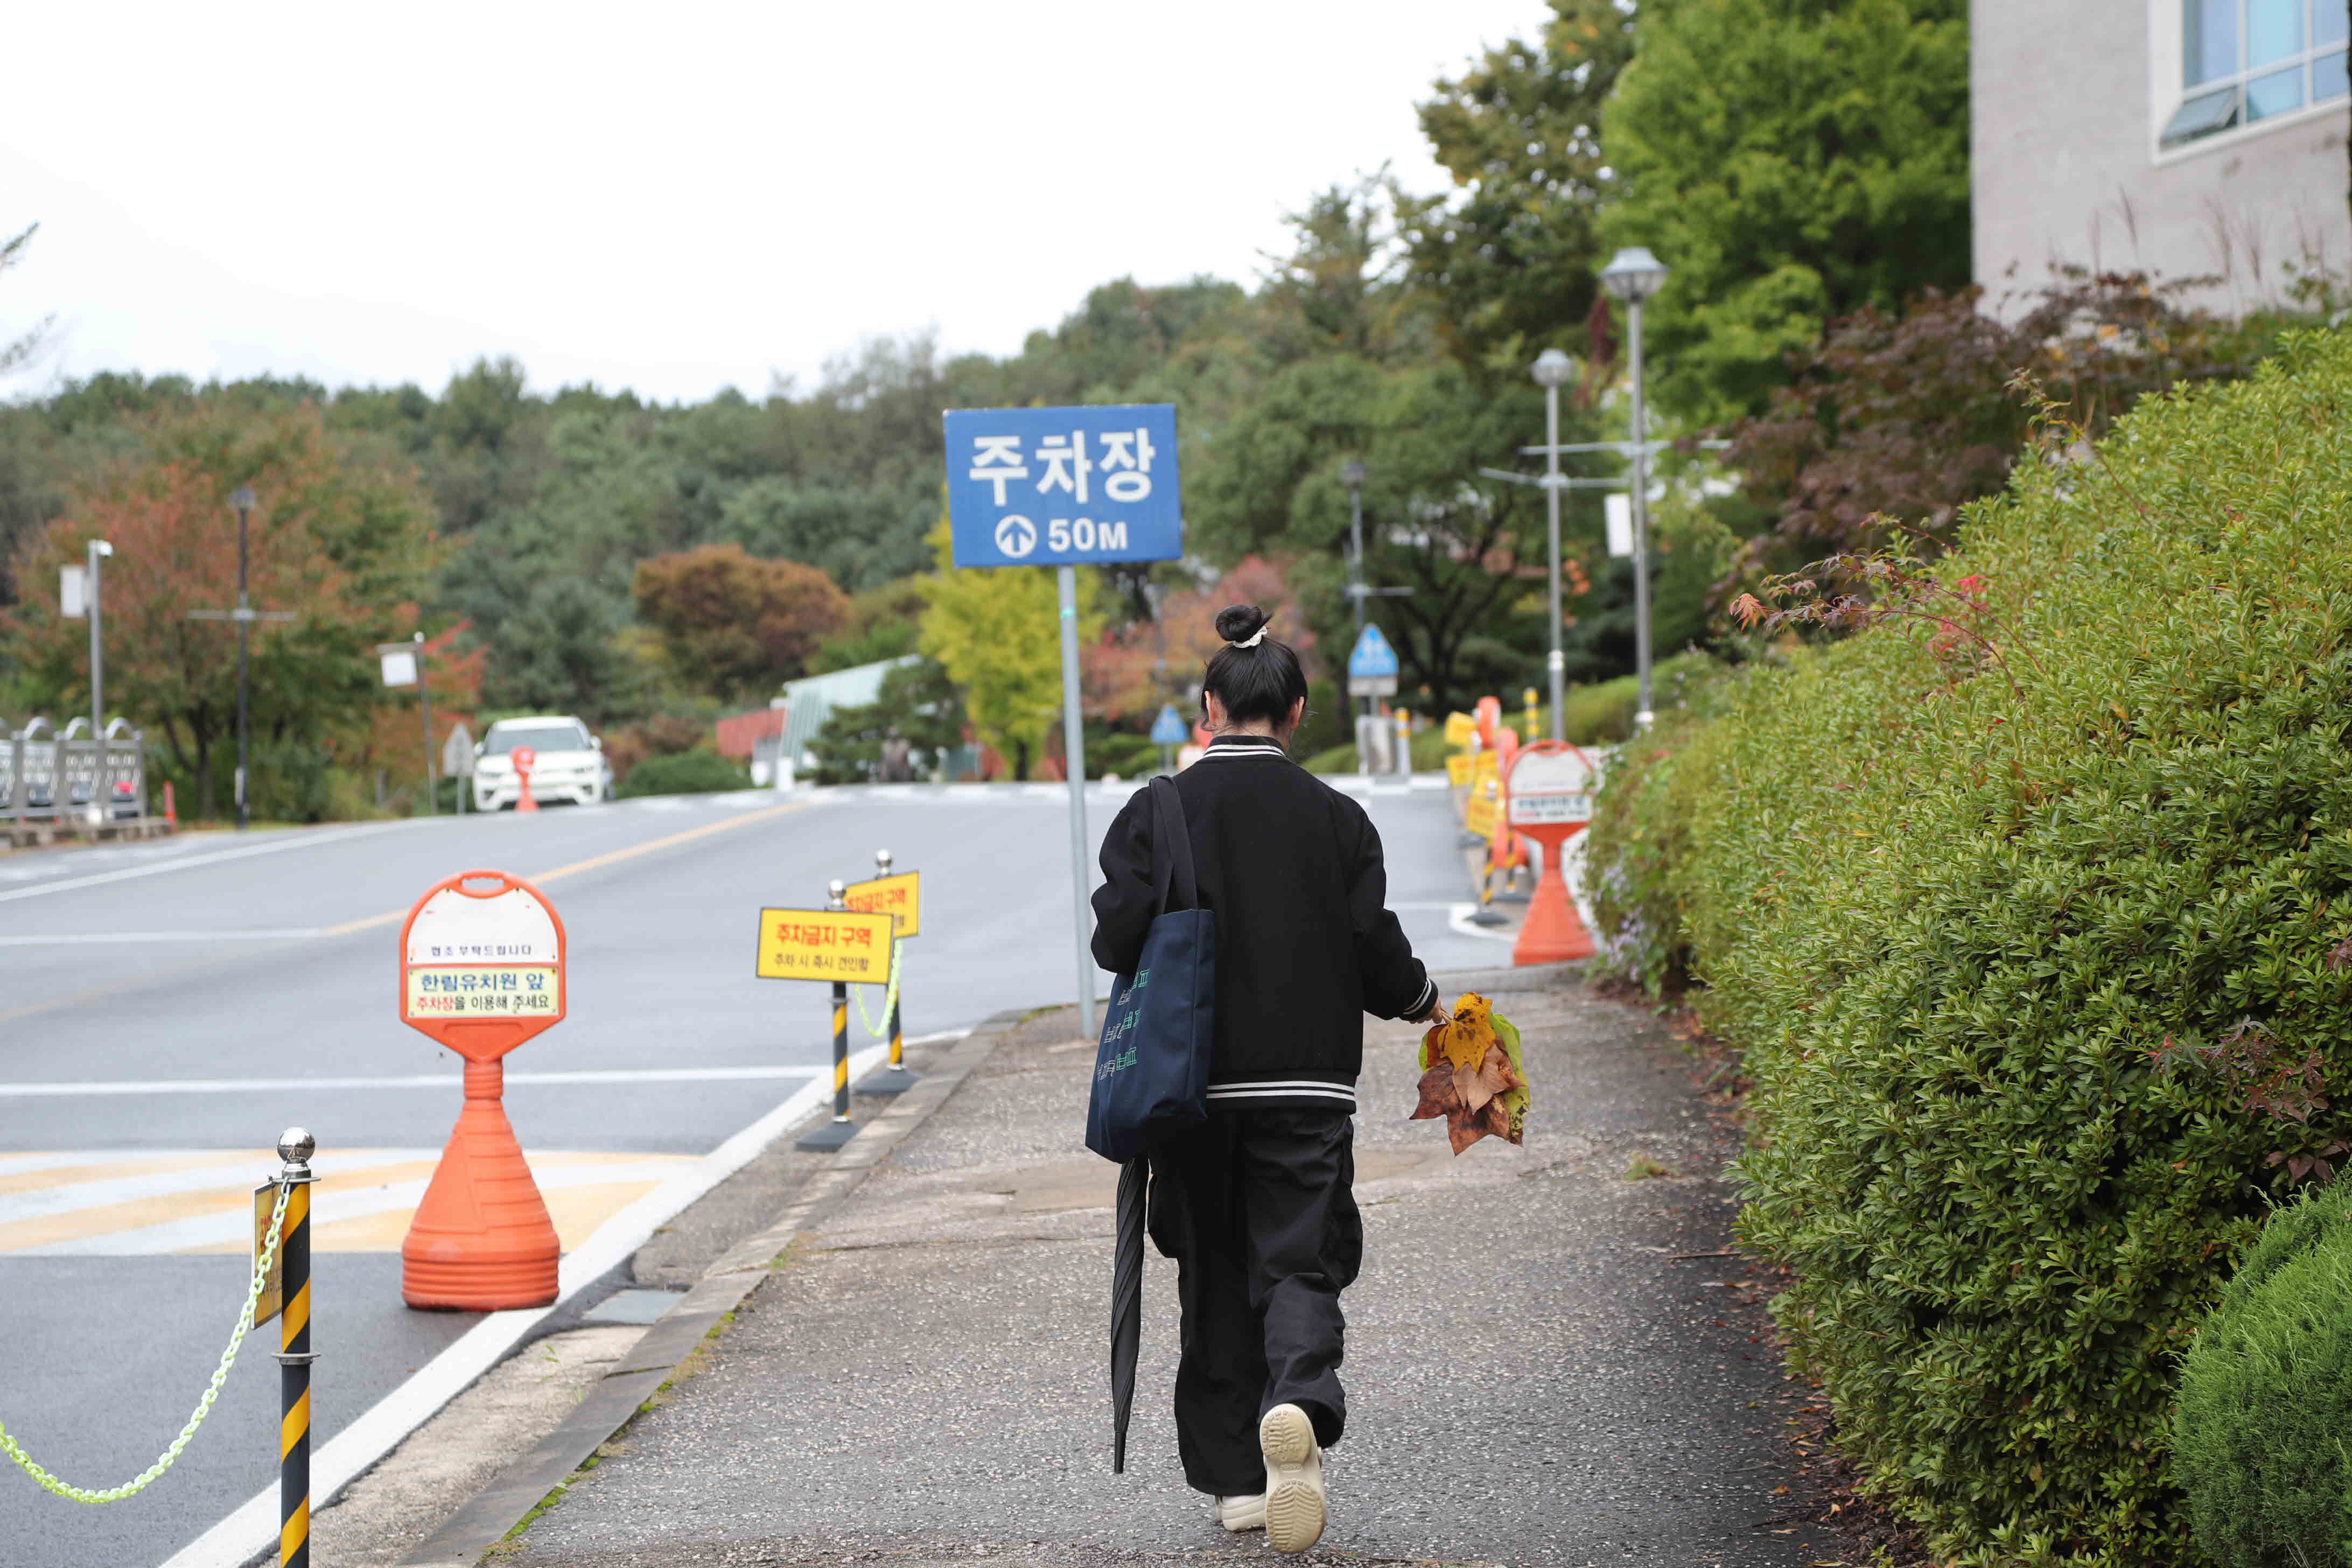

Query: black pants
[1146,1104,1362,1496]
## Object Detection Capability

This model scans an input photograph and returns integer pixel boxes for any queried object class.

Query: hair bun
[1215,604,1270,644]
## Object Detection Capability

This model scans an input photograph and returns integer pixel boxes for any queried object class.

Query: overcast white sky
[1,2,1545,406]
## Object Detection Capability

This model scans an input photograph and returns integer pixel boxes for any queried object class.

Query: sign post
[844,849,921,1095]
[943,402,1184,1038]
[397,870,567,1309]
[1151,702,1188,776]
[1504,742,1599,965]
[378,633,436,815]
[1348,624,1399,775]
[443,722,474,815]
[758,885,895,1150]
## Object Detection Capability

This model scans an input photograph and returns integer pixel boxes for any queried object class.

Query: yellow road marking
[318,799,808,936]
[0,800,809,1021]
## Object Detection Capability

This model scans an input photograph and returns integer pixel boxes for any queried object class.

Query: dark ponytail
[1202,604,1310,727]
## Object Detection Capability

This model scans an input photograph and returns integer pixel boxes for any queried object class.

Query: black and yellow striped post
[863,848,920,1096]
[275,1128,318,1568]
[796,882,859,1152]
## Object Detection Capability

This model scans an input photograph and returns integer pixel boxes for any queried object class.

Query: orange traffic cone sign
[1504,741,1600,966]
[397,870,566,1309]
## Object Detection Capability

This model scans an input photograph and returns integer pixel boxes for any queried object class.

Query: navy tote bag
[1084,776,1214,1163]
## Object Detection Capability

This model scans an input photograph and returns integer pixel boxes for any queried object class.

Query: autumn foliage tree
[629,542,849,701]
[1717,271,2297,594]
[3,400,437,817]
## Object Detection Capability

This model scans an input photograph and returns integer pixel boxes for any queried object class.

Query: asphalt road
[0,776,1501,1568]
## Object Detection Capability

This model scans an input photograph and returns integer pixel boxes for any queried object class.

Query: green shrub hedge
[1580,329,2352,1564]
[617,748,750,797]
[2176,1186,2352,1567]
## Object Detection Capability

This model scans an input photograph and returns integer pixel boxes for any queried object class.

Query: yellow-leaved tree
[916,519,1104,780]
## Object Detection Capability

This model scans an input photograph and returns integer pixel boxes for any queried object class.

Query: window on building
[2163,0,2350,147]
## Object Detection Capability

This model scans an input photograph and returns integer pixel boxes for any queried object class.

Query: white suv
[473,716,613,810]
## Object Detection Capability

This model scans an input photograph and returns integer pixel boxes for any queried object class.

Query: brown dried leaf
[1411,1063,1458,1121]
[1446,1103,1490,1154]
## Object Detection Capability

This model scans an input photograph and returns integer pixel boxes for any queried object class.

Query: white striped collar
[1198,737,1290,762]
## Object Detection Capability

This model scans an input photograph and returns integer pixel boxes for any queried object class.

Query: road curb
[395,1006,1028,1567]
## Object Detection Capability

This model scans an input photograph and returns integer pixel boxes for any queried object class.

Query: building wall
[1972,0,2349,313]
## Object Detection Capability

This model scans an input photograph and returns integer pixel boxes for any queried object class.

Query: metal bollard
[275,1128,318,1568]
[863,848,919,1096]
[796,882,858,1152]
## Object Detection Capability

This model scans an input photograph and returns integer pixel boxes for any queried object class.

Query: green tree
[917,521,1104,780]
[816,577,927,673]
[1190,352,1586,714]
[1,400,436,815]
[804,656,968,784]
[1599,0,1971,424]
[1398,0,1636,370]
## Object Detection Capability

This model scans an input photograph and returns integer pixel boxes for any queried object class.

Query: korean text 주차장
[968,428,1154,507]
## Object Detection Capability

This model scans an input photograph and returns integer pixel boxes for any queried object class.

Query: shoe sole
[1259,1405,1326,1553]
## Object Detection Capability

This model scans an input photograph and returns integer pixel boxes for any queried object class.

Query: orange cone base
[402,1086,560,1310]
[1514,865,1596,965]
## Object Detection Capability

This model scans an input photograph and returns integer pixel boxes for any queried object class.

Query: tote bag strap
[1147,776,1199,915]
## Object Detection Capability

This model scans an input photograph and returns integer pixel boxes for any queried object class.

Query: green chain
[852,938,904,1039]
[0,1180,292,1504]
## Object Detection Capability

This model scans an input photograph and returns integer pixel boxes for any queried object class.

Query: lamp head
[229,486,257,513]
[1530,348,1574,389]
[90,540,113,558]
[1600,246,1670,304]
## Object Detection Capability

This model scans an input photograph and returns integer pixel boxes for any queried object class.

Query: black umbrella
[1110,1154,1146,1473]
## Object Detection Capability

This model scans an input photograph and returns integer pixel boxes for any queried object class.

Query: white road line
[0,1065,828,1098]
[162,1042,892,1568]
[0,929,325,946]
[0,820,424,906]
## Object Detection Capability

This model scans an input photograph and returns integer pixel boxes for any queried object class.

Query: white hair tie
[1234,626,1269,649]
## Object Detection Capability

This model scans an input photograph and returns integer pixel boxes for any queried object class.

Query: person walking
[1090,603,1441,1553]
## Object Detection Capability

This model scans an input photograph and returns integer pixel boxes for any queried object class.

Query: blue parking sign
[944,404,1182,568]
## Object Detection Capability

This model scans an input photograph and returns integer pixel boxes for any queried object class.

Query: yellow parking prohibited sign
[756,907,895,982]
[1444,711,1477,748]
[841,870,921,939]
[1470,750,1498,782]
[253,1184,284,1327]
[1445,752,1474,788]
[1464,778,1500,839]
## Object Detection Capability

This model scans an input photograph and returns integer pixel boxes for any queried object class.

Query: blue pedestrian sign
[1347,624,1399,681]
[944,404,1182,568]
[1150,703,1190,746]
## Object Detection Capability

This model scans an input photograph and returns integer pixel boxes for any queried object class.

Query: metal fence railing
[2,714,152,836]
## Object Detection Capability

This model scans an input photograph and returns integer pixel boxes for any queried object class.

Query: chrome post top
[277,1126,316,1180]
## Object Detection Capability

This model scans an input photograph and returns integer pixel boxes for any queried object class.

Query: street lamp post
[230,485,255,829]
[87,538,112,820]
[1530,350,1573,742]
[1342,460,1369,769]
[1599,246,1671,730]
[1341,460,1368,642]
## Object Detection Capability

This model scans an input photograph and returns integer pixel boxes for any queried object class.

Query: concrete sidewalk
[490,973,1824,1568]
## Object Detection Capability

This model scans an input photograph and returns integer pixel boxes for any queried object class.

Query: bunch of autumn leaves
[1412,994,1528,1154]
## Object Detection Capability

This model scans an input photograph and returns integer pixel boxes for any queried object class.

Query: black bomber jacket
[1089,733,1438,1112]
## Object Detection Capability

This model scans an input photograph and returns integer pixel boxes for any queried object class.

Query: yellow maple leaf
[1420,993,1497,1074]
